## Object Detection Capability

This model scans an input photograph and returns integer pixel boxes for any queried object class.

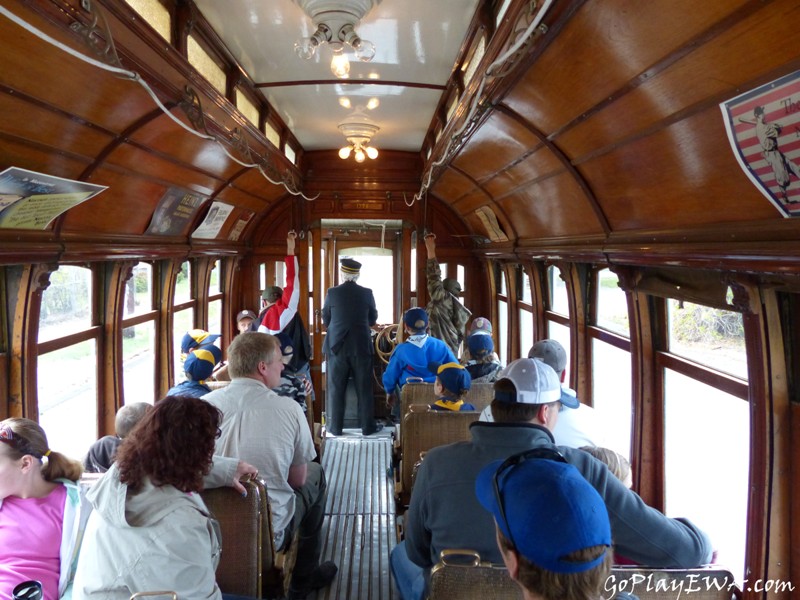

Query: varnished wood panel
[482,146,565,199]
[557,0,800,160]
[579,109,779,231]
[451,112,542,181]
[495,171,604,239]
[502,0,751,133]
[429,168,480,203]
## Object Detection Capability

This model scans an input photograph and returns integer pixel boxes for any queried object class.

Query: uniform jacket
[405,422,712,570]
[322,280,378,356]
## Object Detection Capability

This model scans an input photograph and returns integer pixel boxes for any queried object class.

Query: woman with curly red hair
[72,395,256,600]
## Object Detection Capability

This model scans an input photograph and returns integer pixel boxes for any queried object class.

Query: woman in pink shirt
[0,418,84,600]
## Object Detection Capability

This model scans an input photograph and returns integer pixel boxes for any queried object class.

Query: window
[519,266,534,357]
[122,263,156,405]
[37,266,98,459]
[661,297,749,584]
[667,299,747,379]
[124,0,171,42]
[462,35,485,88]
[590,268,632,457]
[545,265,571,383]
[496,263,508,363]
[664,371,749,584]
[264,120,281,149]
[208,260,222,335]
[187,35,226,96]
[173,261,194,379]
[284,144,297,165]
[410,230,417,294]
[339,247,394,322]
[235,88,259,126]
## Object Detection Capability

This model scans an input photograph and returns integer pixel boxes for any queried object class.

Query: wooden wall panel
[557,0,800,160]
[59,170,174,235]
[451,112,542,181]
[495,171,604,239]
[580,110,780,231]
[502,0,750,133]
[429,169,480,203]
[482,146,564,198]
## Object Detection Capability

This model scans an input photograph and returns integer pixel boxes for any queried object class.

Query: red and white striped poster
[721,70,800,217]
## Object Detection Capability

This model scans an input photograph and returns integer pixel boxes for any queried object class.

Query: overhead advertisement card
[721,69,800,217]
[191,201,234,239]
[0,167,107,229]
[145,187,208,235]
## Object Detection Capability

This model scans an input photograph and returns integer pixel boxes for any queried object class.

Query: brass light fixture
[293,0,381,79]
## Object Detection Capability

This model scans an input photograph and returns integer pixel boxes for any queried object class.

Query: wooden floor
[312,432,398,600]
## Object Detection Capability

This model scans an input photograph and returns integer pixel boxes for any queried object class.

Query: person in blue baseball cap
[391,356,712,600]
[382,307,458,420]
[167,344,222,398]
[427,362,474,411]
[475,451,612,600]
[180,329,221,359]
[462,333,503,383]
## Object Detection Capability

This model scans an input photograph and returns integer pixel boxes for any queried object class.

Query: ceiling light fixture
[293,0,381,78]
[338,107,379,163]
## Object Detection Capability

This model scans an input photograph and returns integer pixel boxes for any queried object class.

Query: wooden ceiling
[1,0,800,270]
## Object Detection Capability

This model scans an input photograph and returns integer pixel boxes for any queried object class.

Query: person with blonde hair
[580,446,632,488]
[0,418,87,599]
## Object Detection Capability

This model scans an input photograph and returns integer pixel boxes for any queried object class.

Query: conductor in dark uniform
[322,258,382,436]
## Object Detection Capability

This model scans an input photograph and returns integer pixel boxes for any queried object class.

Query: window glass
[457,265,465,292]
[664,369,749,585]
[498,264,506,296]
[591,338,632,458]
[122,321,155,405]
[519,308,533,360]
[285,144,297,165]
[338,247,393,322]
[208,260,221,295]
[174,261,191,304]
[547,320,571,384]
[495,0,512,25]
[410,245,417,293]
[548,265,568,315]
[274,260,285,287]
[39,266,93,343]
[259,263,266,292]
[208,299,222,335]
[596,268,629,336]
[521,268,532,304]
[173,307,194,380]
[446,94,459,122]
[440,263,448,280]
[38,340,97,460]
[497,299,508,364]
[123,263,153,318]
[187,35,226,96]
[124,0,171,41]
[462,35,485,87]
[235,88,259,126]
[264,120,281,149]
[667,300,747,379]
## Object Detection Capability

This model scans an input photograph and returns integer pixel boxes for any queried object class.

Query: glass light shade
[353,38,376,62]
[294,38,316,60]
[330,52,350,78]
[365,146,378,159]
[354,148,366,163]
[338,146,352,159]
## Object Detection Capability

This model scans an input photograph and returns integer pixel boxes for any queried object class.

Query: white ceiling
[192,0,481,152]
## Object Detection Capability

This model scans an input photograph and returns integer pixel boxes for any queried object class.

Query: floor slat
[312,436,397,600]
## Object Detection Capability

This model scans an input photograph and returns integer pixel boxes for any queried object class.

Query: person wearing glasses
[391,357,712,600]
[0,418,86,600]
[475,452,618,600]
